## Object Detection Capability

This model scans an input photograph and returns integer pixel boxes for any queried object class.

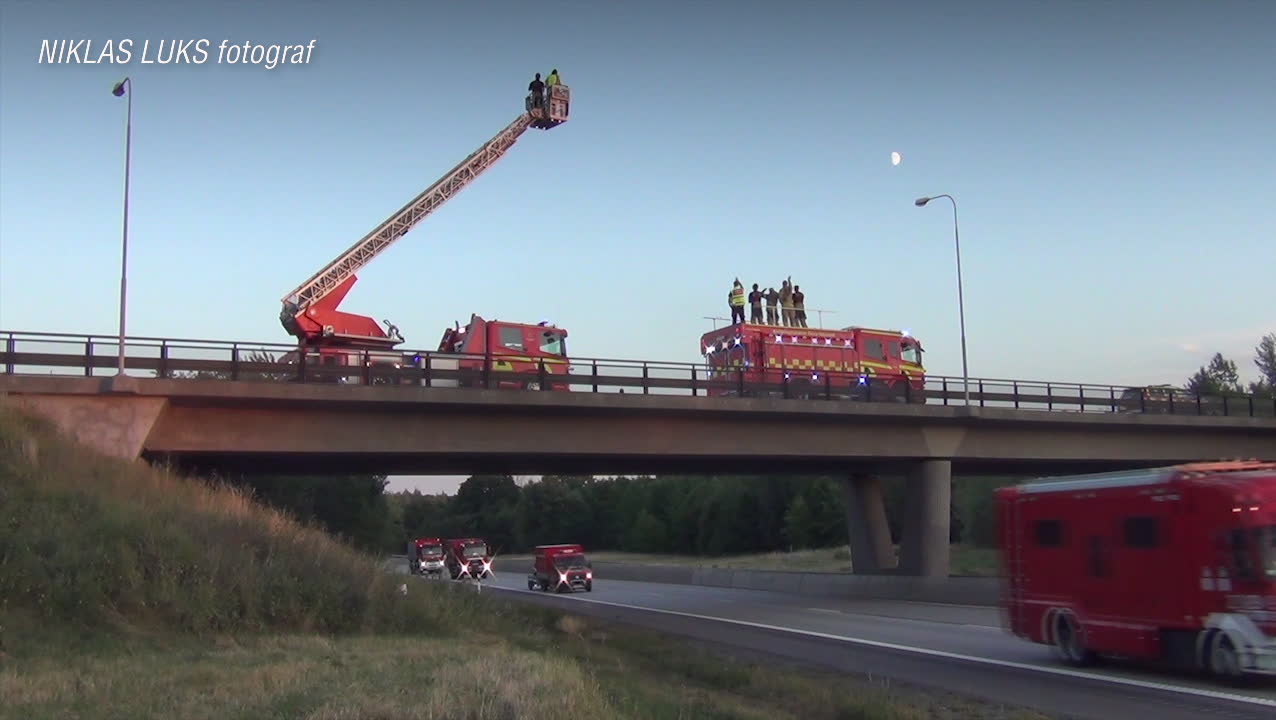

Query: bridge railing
[2,330,1273,418]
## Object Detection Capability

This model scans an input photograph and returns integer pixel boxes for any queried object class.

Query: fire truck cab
[444,537,492,580]
[528,543,593,593]
[407,536,445,577]
[996,461,1276,678]
[699,323,925,402]
[429,314,570,391]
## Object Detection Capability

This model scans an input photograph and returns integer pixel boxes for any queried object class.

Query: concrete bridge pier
[842,471,895,572]
[843,460,952,577]
[898,459,952,577]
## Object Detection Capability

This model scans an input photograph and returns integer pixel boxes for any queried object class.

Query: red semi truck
[527,544,593,593]
[996,461,1276,677]
[407,537,445,577]
[444,537,492,580]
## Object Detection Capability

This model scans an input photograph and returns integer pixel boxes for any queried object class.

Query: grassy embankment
[499,545,999,576]
[0,401,1043,719]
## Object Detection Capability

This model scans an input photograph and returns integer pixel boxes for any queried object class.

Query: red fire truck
[275,82,570,377]
[699,323,926,402]
[444,537,492,580]
[429,315,570,391]
[996,461,1276,678]
[527,544,593,593]
[407,537,445,577]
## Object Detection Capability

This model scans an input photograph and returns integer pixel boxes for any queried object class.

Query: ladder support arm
[282,112,535,310]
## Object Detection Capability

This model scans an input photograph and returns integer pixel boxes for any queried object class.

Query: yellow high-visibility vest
[547,73,560,86]
[729,287,745,306]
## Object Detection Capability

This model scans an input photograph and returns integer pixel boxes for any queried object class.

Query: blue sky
[3,0,1274,493]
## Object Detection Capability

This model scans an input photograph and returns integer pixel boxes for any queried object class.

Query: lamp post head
[914,197,930,207]
[112,78,129,97]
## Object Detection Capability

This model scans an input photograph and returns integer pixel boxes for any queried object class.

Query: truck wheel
[1207,631,1243,679]
[1052,612,1094,666]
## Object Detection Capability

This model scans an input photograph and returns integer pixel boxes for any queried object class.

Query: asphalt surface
[388,557,1276,719]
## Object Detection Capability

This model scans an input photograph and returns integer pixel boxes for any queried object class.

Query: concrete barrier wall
[589,561,1001,606]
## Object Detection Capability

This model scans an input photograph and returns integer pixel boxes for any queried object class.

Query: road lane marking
[483,584,1276,708]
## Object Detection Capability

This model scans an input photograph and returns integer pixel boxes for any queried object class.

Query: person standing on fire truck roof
[748,283,764,324]
[546,68,560,86]
[764,287,779,325]
[792,284,808,328]
[779,278,794,326]
[728,279,746,325]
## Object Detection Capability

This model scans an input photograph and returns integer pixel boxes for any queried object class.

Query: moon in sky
[891,151,901,166]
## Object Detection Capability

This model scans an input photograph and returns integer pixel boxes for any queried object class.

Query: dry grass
[0,400,1048,720]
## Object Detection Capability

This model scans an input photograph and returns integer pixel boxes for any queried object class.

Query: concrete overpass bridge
[4,330,1275,578]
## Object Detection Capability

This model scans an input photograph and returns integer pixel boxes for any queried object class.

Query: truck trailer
[996,461,1276,677]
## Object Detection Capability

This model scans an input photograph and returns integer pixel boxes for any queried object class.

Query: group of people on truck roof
[729,277,807,328]
[527,68,562,109]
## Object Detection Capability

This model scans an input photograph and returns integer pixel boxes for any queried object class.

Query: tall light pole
[112,77,132,375]
[914,194,969,404]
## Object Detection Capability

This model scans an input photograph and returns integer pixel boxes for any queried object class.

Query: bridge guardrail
[3,330,1273,418]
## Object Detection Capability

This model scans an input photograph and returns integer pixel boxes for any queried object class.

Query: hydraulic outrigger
[278,83,571,354]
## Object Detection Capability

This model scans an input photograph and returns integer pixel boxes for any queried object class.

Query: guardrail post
[158,341,169,379]
[1223,395,1229,417]
[642,363,649,395]
[1046,384,1052,411]
[826,372,833,400]
[690,366,697,397]
[592,361,598,393]
[231,344,241,381]
[363,351,372,385]
[1139,388,1146,413]
[1077,384,1084,412]
[483,354,491,389]
[539,360,547,390]
[297,346,306,382]
[737,367,744,396]
[4,333,14,374]
[85,338,93,376]
[1013,381,1019,408]
[1109,386,1116,412]
[979,380,985,407]
[942,378,948,406]
[1169,391,1175,415]
[1196,393,1202,415]
[783,374,791,399]
[424,355,432,387]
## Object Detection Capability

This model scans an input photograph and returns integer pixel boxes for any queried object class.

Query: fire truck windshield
[555,554,587,569]
[1259,526,1276,580]
[419,545,441,556]
[539,331,566,356]
[1230,526,1276,581]
[462,544,487,557]
[902,343,921,364]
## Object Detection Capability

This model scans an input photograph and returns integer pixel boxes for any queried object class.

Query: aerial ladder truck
[277,82,571,377]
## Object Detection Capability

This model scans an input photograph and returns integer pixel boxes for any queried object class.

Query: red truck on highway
[528,544,593,593]
[444,537,492,580]
[996,460,1276,678]
[407,537,445,577]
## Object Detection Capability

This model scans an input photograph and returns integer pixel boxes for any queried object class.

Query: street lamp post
[914,194,970,404]
[112,77,132,375]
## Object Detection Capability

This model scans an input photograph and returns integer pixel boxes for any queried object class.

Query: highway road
[389,558,1276,719]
